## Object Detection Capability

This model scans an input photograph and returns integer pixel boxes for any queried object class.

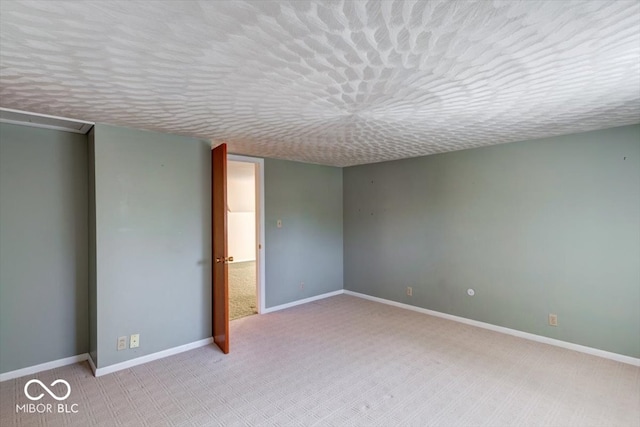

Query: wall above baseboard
[263,290,343,314]
[1,338,215,381]
[343,290,640,367]
[4,290,637,382]
[93,338,213,377]
[0,354,89,382]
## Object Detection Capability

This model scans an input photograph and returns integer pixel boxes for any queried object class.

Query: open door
[212,143,229,354]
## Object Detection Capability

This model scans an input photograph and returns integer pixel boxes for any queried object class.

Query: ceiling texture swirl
[1,0,639,166]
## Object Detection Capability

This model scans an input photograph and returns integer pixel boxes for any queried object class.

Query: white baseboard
[262,290,344,314]
[344,290,640,367]
[6,290,634,381]
[0,353,89,382]
[87,354,97,375]
[94,337,213,377]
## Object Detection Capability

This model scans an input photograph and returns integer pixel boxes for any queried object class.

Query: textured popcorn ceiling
[1,1,639,166]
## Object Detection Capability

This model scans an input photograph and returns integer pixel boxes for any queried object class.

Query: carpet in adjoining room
[229,260,257,320]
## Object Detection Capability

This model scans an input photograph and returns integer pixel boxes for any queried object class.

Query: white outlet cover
[130,334,140,348]
[117,336,127,351]
[467,289,475,296]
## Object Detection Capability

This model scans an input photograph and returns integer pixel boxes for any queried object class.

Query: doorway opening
[227,155,265,320]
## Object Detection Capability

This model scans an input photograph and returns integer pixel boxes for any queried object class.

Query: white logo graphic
[24,379,71,401]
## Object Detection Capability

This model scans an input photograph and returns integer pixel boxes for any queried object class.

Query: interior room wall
[228,213,256,262]
[2,119,637,375]
[0,123,89,374]
[92,124,211,369]
[227,161,256,263]
[343,124,640,358]
[265,159,343,307]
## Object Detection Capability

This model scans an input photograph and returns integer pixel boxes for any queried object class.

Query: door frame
[227,154,266,314]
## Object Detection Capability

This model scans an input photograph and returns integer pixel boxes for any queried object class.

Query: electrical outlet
[548,314,558,327]
[406,287,413,296]
[130,334,140,348]
[277,219,282,228]
[117,336,127,351]
[299,282,304,290]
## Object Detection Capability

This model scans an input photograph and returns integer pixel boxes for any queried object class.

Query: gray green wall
[92,124,211,368]
[265,159,343,307]
[344,125,640,358]
[0,121,344,374]
[0,123,89,373]
[1,121,637,374]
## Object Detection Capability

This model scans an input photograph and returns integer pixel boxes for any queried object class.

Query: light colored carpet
[229,261,257,321]
[1,295,638,426]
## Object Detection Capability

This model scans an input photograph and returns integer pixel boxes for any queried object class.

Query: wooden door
[212,143,229,354]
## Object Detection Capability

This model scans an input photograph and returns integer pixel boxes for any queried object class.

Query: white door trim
[227,154,266,314]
